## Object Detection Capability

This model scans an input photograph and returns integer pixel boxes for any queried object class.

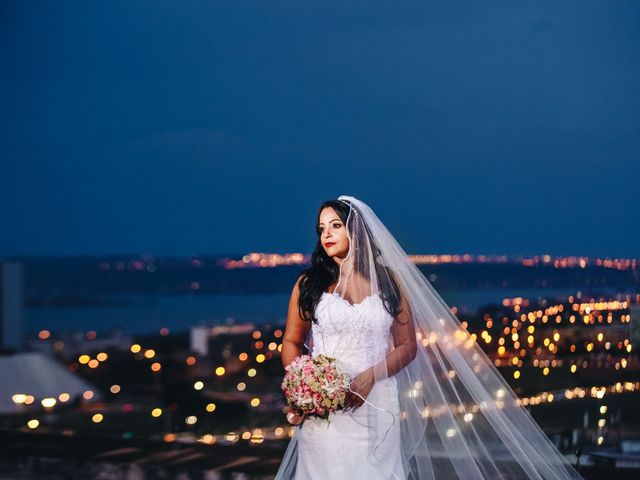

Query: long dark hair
[298,199,403,323]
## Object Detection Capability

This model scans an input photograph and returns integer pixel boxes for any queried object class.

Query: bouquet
[281,354,351,425]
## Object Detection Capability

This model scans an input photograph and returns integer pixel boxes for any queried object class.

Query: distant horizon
[1,250,638,260]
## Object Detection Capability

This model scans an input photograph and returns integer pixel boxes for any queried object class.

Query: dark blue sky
[1,1,639,258]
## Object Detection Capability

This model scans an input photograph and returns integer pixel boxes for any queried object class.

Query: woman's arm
[377,291,418,378]
[344,290,418,410]
[281,274,312,369]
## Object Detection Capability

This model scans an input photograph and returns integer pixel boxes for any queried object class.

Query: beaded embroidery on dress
[294,291,405,480]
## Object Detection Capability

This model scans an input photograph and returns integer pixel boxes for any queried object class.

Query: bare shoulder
[287,273,308,317]
[284,274,311,339]
[291,272,305,295]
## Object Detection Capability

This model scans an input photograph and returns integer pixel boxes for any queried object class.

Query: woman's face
[318,207,349,264]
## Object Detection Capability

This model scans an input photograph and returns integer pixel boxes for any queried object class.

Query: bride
[274,195,584,480]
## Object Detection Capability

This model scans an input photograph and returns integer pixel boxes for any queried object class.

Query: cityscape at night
[1,252,639,477]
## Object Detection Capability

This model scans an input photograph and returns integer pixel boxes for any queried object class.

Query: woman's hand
[286,410,306,425]
[344,368,375,411]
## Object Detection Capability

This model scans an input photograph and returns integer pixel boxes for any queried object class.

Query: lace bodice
[311,291,394,377]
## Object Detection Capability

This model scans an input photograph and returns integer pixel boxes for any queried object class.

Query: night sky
[1,1,639,258]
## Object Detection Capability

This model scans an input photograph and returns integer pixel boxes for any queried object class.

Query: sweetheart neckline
[321,291,379,308]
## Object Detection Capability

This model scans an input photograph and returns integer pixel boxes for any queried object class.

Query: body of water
[25,286,595,335]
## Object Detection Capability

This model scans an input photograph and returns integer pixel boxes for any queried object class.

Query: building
[190,323,256,356]
[0,260,24,351]
[0,351,99,413]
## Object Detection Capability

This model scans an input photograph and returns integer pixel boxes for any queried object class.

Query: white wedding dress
[294,291,405,479]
